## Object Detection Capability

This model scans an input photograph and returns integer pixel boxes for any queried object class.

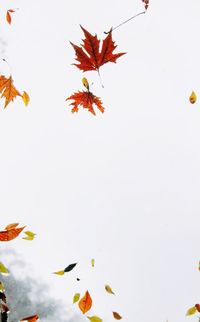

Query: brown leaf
[142,0,149,10]
[66,90,104,115]
[70,26,125,73]
[0,75,21,108]
[195,304,200,312]
[113,312,122,320]
[78,290,92,314]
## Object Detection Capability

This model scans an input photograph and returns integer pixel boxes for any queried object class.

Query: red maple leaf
[66,78,104,116]
[70,26,126,73]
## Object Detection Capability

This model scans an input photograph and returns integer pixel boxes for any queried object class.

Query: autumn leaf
[6,9,15,24]
[186,306,197,316]
[67,78,104,115]
[0,224,25,241]
[195,304,200,312]
[189,91,197,104]
[23,231,36,241]
[5,223,19,230]
[64,263,77,272]
[0,262,9,275]
[20,314,39,322]
[70,26,125,73]
[22,91,30,106]
[73,293,80,303]
[87,316,102,322]
[78,290,92,314]
[53,270,65,275]
[105,284,115,295]
[0,281,5,292]
[142,0,149,10]
[91,259,95,267]
[113,312,122,320]
[0,74,25,108]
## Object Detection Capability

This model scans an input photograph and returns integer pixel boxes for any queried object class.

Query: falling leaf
[113,312,122,320]
[64,263,77,272]
[91,259,95,267]
[23,231,36,241]
[5,223,19,230]
[67,89,104,115]
[78,290,92,314]
[20,314,39,322]
[198,261,200,271]
[0,75,22,108]
[22,91,30,106]
[0,224,25,241]
[70,26,125,73]
[82,77,89,90]
[105,284,115,295]
[0,262,9,275]
[195,304,200,312]
[6,10,15,24]
[0,281,5,291]
[87,316,102,322]
[189,91,197,104]
[53,270,65,275]
[73,293,80,303]
[186,306,197,316]
[142,0,149,10]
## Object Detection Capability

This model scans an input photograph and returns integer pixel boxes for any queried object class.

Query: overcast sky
[0,1,200,322]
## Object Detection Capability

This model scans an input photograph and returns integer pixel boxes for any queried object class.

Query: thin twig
[104,10,146,34]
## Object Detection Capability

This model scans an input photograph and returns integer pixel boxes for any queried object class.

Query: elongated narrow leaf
[186,306,197,316]
[87,316,102,322]
[73,293,80,303]
[53,270,65,275]
[91,259,95,267]
[64,263,77,272]
[0,225,25,241]
[78,290,92,314]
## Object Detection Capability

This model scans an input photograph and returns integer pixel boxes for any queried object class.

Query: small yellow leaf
[0,281,5,291]
[105,284,115,295]
[91,259,95,267]
[186,306,197,316]
[24,231,36,237]
[0,262,9,275]
[53,270,65,275]
[23,236,34,240]
[73,293,80,303]
[22,91,30,106]
[189,91,197,104]
[87,316,102,322]
[82,77,89,90]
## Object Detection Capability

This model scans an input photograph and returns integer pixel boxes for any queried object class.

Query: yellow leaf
[24,231,36,237]
[22,91,30,106]
[0,281,5,291]
[189,91,197,104]
[87,316,102,322]
[53,270,65,275]
[186,306,197,316]
[23,236,34,240]
[82,77,89,90]
[91,259,95,267]
[0,262,9,275]
[105,284,115,295]
[73,293,80,303]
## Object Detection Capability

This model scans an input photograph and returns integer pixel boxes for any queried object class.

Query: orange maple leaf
[70,26,126,72]
[78,290,92,314]
[0,224,25,242]
[0,74,29,108]
[66,78,105,115]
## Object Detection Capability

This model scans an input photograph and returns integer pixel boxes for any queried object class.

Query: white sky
[0,0,200,321]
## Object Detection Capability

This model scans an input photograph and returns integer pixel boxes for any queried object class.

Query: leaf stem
[104,10,146,34]
[97,69,104,88]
